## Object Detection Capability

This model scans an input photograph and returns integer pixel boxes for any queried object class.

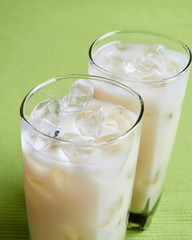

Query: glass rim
[20,74,144,147]
[88,29,192,84]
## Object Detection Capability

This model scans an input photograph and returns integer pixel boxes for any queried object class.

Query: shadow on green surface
[126,229,144,238]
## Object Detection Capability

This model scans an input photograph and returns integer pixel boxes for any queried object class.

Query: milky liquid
[89,43,190,213]
[21,89,141,240]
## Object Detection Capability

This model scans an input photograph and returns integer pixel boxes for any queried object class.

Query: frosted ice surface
[61,79,94,112]
[76,102,103,138]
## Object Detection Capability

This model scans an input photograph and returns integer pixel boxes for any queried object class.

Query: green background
[0,0,192,239]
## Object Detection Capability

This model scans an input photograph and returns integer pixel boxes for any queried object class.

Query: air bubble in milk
[60,79,94,112]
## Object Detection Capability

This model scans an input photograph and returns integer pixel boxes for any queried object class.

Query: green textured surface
[0,0,192,239]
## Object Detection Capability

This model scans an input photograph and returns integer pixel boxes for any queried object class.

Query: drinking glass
[20,74,144,240]
[88,30,191,229]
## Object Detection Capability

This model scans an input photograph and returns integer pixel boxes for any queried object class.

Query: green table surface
[1,0,192,239]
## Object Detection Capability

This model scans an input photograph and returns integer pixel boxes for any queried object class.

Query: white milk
[89,43,189,214]
[21,85,141,240]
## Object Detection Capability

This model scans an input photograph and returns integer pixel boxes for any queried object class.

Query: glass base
[127,196,161,230]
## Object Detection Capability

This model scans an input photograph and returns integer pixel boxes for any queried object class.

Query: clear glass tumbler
[88,30,191,230]
[20,74,144,240]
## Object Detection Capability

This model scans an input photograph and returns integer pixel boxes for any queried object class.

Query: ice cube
[61,132,94,165]
[167,60,181,74]
[96,133,121,142]
[63,224,80,240]
[117,43,129,51]
[139,59,158,73]
[61,79,94,112]
[95,132,128,162]
[30,114,61,137]
[48,99,60,116]
[97,195,124,228]
[109,195,124,216]
[124,62,136,74]
[142,170,160,185]
[143,75,167,88]
[145,44,165,56]
[32,135,51,151]
[29,98,62,138]
[30,98,56,119]
[25,128,51,151]
[28,178,53,201]
[53,170,65,189]
[104,106,134,133]
[143,75,161,80]
[76,102,103,138]
[62,132,95,142]
[112,55,123,63]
